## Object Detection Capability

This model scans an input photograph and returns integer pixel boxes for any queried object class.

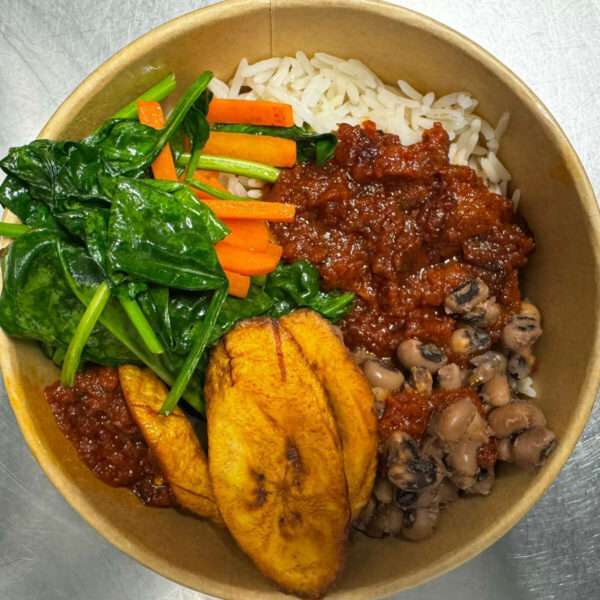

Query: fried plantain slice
[280,310,378,520]
[118,365,221,523]
[205,318,350,598]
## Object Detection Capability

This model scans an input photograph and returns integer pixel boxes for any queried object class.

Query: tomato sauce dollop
[268,121,534,360]
[45,366,174,507]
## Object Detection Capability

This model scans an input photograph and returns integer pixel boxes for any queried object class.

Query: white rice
[210,52,519,204]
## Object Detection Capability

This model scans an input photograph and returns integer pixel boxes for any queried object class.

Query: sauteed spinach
[0,71,352,413]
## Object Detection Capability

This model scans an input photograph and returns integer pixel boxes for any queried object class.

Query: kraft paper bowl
[1,1,599,598]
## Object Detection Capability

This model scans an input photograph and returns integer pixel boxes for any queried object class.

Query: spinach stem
[184,148,202,182]
[160,285,227,415]
[187,178,247,201]
[0,223,31,238]
[117,293,165,354]
[60,281,111,387]
[177,153,280,183]
[149,72,213,166]
[112,73,177,120]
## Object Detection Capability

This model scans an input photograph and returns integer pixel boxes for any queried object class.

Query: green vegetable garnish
[183,88,213,181]
[161,286,227,415]
[60,281,111,386]
[103,177,228,290]
[177,153,281,183]
[187,177,247,200]
[112,72,177,120]
[116,288,165,355]
[0,222,31,238]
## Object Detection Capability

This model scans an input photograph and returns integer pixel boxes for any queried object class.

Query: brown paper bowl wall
[1,1,599,598]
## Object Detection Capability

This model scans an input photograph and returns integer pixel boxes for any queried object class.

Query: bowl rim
[3,0,600,598]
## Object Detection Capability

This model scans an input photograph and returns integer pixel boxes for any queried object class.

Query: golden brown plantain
[280,310,378,520]
[205,318,350,598]
[118,365,221,523]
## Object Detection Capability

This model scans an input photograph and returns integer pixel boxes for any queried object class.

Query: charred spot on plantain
[248,470,268,508]
[221,339,236,386]
[279,510,304,537]
[286,439,303,471]
[271,320,287,382]
[284,439,305,490]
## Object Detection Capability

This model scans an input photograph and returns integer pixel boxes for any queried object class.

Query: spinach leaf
[0,139,109,211]
[0,72,215,216]
[88,119,159,176]
[265,261,354,322]
[0,133,133,243]
[87,71,214,176]
[161,285,227,414]
[210,123,338,165]
[0,176,60,231]
[135,283,272,360]
[135,262,351,361]
[0,231,134,366]
[83,209,111,275]
[183,89,213,180]
[136,286,175,353]
[56,241,202,409]
[174,285,275,354]
[102,177,227,290]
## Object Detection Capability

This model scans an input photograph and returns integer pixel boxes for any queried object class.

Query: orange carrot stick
[215,242,281,276]
[203,131,296,168]
[224,270,250,298]
[201,199,295,222]
[207,98,294,127]
[264,242,283,261]
[196,169,222,183]
[137,100,177,181]
[190,170,228,199]
[222,219,270,252]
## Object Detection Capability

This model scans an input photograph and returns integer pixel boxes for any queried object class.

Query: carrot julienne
[136,100,178,181]
[264,242,283,261]
[215,242,282,276]
[222,218,270,252]
[203,131,296,168]
[207,98,294,127]
[224,270,251,298]
[201,199,296,222]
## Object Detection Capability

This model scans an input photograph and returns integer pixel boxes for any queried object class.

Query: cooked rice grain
[209,52,516,197]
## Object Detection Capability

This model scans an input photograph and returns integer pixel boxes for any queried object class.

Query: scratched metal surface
[0,1,599,599]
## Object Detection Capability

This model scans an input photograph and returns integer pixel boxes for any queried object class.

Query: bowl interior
[2,1,599,598]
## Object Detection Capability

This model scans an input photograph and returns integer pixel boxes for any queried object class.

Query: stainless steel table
[1,1,598,599]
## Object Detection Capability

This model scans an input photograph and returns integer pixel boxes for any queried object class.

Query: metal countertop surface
[1,1,599,599]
